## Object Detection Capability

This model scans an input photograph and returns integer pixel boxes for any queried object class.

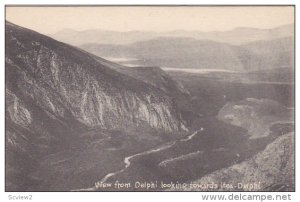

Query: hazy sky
[6,6,294,34]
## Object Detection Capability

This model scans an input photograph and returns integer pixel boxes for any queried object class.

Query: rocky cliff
[168,98,294,191]
[5,21,188,191]
[217,98,293,139]
[180,132,294,191]
[6,21,187,132]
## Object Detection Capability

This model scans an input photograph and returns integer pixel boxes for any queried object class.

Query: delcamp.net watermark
[201,193,292,201]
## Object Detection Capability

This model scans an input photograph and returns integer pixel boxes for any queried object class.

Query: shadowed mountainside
[5,21,189,191]
[169,132,294,191]
[167,98,294,191]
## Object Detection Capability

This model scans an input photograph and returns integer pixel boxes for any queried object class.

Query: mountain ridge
[51,23,294,46]
[79,36,294,72]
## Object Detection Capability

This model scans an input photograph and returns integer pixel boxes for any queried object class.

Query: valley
[5,20,295,192]
[75,71,294,191]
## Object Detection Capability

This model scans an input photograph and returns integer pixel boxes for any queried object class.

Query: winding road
[74,128,203,191]
[100,128,203,183]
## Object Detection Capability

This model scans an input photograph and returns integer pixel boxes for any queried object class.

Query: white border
[0,1,298,202]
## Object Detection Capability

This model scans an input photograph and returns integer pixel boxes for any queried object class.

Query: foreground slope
[5,21,188,191]
[179,132,294,191]
[168,98,294,191]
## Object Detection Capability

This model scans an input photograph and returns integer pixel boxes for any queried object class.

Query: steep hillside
[167,98,294,191]
[5,21,188,191]
[218,98,293,139]
[240,37,294,71]
[6,21,187,132]
[177,132,294,191]
[88,54,190,97]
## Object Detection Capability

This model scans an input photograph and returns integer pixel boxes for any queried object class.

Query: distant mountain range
[79,36,294,71]
[51,23,294,72]
[51,24,294,46]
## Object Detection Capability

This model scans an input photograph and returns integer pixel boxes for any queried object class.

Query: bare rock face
[5,21,188,191]
[6,21,187,132]
[6,90,32,128]
[184,132,294,191]
[168,98,294,191]
[217,98,293,139]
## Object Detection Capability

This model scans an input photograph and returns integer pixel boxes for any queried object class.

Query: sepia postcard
[5,6,295,192]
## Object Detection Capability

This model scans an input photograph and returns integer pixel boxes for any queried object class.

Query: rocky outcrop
[217,98,293,139]
[6,90,32,128]
[5,21,188,191]
[168,98,294,191]
[6,21,187,132]
[178,132,294,191]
